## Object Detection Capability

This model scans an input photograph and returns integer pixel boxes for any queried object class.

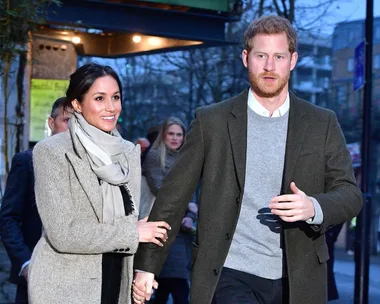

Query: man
[0,97,71,303]
[133,15,362,304]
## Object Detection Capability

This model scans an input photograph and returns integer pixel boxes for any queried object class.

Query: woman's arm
[33,139,140,255]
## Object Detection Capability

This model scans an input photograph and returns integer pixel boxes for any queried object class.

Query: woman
[28,63,170,304]
[142,117,197,304]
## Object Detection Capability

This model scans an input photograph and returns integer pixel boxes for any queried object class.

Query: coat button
[213,269,219,276]
[236,197,240,204]
[225,233,231,240]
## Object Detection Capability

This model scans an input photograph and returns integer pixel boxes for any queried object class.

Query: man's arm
[0,152,33,274]
[311,111,363,232]
[270,112,362,232]
[133,109,206,296]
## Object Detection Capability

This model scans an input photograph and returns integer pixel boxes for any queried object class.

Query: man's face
[48,107,72,135]
[242,33,298,98]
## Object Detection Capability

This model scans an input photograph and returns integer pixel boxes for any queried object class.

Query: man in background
[0,97,71,303]
[135,137,151,164]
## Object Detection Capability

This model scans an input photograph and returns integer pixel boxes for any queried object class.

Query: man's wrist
[19,260,30,276]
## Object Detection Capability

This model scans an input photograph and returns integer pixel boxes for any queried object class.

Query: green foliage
[0,0,61,68]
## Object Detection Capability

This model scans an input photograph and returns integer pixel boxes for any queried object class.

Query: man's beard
[249,71,289,98]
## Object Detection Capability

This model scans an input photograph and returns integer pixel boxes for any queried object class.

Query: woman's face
[72,75,121,132]
[164,124,184,151]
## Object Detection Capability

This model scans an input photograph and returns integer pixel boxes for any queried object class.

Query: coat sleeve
[142,149,164,195]
[312,111,363,234]
[0,152,32,272]
[33,140,139,255]
[134,109,205,276]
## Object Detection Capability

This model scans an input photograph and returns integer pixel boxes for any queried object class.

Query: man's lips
[262,74,278,80]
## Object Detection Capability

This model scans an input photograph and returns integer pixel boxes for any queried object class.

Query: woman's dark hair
[64,62,122,111]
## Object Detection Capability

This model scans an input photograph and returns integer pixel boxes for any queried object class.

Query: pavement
[330,248,380,303]
[0,241,379,303]
[0,242,16,304]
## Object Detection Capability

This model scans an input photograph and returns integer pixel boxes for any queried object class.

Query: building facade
[291,33,332,108]
[331,17,380,253]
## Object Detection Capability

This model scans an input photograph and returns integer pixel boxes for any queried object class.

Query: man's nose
[264,57,275,71]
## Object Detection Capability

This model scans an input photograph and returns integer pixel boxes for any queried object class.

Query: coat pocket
[315,244,329,264]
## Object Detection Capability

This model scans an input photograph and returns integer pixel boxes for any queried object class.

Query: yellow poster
[30,79,69,142]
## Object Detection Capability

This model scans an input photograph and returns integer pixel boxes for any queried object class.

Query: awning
[38,0,241,57]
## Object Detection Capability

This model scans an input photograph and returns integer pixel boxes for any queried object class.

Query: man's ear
[48,116,55,132]
[290,52,298,71]
[242,49,249,68]
[71,99,81,113]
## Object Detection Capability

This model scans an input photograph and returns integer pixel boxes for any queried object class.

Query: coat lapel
[66,125,103,222]
[281,93,309,194]
[227,89,248,191]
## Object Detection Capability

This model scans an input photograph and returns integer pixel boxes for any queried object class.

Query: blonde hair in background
[152,116,186,170]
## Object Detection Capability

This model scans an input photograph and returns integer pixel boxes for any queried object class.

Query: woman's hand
[181,217,194,232]
[187,202,198,215]
[136,217,171,246]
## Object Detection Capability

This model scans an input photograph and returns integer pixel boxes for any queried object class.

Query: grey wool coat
[28,126,141,304]
[134,90,363,304]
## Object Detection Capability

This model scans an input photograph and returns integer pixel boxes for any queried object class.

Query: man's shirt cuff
[19,260,30,276]
[306,197,323,225]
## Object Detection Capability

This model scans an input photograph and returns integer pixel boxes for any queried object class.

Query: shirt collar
[247,88,290,118]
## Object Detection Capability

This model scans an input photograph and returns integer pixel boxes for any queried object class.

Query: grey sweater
[224,107,289,279]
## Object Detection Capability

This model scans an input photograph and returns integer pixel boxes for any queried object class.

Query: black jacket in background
[0,149,42,285]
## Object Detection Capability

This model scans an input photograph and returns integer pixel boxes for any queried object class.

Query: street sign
[354,41,365,91]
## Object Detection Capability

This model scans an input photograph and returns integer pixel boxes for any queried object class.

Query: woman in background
[142,117,197,304]
[28,63,170,304]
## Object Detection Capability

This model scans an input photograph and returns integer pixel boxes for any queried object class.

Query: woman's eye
[113,95,120,100]
[95,96,103,101]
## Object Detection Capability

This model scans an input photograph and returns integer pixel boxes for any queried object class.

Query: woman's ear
[71,99,82,113]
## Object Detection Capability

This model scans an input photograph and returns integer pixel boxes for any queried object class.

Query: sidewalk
[0,242,16,304]
[330,249,380,303]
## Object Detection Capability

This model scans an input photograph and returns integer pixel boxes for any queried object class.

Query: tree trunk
[16,51,26,153]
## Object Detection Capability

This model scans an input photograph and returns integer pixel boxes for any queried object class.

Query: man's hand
[136,217,171,246]
[132,272,157,303]
[21,264,29,281]
[269,182,315,222]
